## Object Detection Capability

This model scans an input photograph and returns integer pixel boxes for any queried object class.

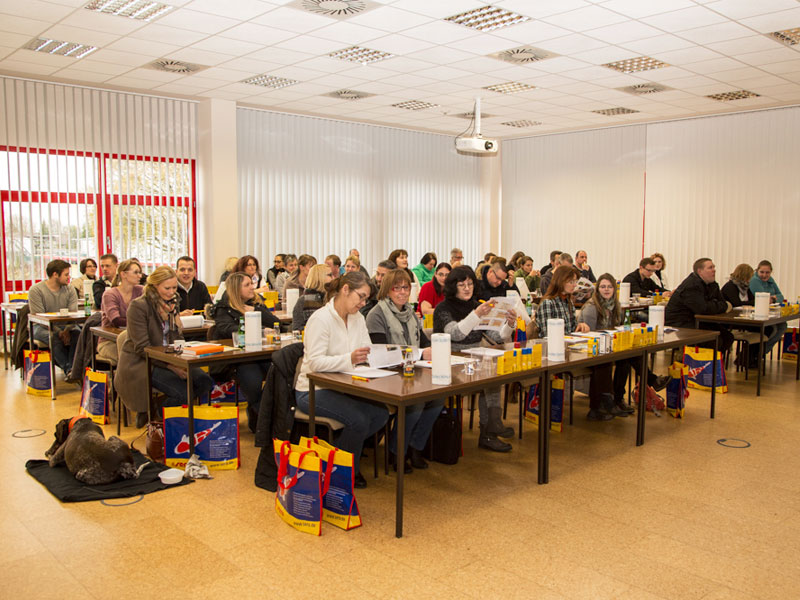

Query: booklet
[367,344,422,369]
[475,297,519,332]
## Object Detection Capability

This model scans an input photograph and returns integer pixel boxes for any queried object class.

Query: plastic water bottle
[84,292,92,316]
[237,316,246,348]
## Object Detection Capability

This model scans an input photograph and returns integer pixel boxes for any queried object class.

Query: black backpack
[424,404,461,465]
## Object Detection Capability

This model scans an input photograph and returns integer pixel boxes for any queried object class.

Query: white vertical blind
[237,108,482,272]
[501,126,647,279]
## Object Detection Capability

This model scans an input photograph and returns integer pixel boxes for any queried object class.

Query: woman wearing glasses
[433,265,517,452]
[295,271,389,489]
[97,259,144,362]
[366,269,441,473]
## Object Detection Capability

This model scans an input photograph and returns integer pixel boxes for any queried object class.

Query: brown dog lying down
[46,417,139,485]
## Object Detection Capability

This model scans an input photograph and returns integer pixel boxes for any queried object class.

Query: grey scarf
[377,298,420,347]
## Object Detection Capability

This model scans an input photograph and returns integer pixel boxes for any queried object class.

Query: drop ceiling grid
[0,0,798,138]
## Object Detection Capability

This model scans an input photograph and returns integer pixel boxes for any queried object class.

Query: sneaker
[587,409,614,421]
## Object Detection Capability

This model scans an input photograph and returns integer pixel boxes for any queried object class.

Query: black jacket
[10,303,30,369]
[177,279,212,312]
[92,277,112,310]
[476,278,516,302]
[665,272,729,328]
[254,342,303,492]
[209,293,279,339]
[721,280,754,307]
[622,269,658,296]
[68,312,103,381]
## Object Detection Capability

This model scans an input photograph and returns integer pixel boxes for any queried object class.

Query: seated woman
[292,264,332,331]
[71,257,98,298]
[274,253,298,300]
[343,254,361,274]
[722,264,754,308]
[538,266,624,421]
[98,259,144,362]
[294,271,390,489]
[750,259,787,357]
[433,266,516,452]
[116,266,214,428]
[211,272,280,432]
[215,254,268,302]
[650,253,669,292]
[219,256,238,284]
[284,254,317,301]
[419,262,451,315]
[580,273,669,413]
[411,252,437,285]
[513,255,540,294]
[366,269,441,472]
[388,249,418,285]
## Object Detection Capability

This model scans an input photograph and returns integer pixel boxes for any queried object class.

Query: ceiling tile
[167,47,236,66]
[184,0,274,20]
[402,21,476,44]
[8,48,76,68]
[368,34,435,55]
[274,34,342,54]
[572,46,639,65]
[42,24,121,47]
[74,58,133,75]
[270,65,327,81]
[0,31,35,48]
[450,56,512,74]
[59,10,148,36]
[155,8,240,34]
[585,21,665,44]
[709,66,771,82]
[736,47,800,67]
[106,37,182,58]
[413,65,474,81]
[191,35,265,56]
[0,0,74,21]
[705,0,800,20]
[653,46,723,65]
[405,45,475,65]
[542,6,629,32]
[346,6,433,32]
[246,46,315,65]
[677,21,756,45]
[0,14,49,37]
[198,89,245,100]
[706,35,784,55]
[599,0,695,19]
[251,6,333,33]
[447,33,524,56]
[393,0,486,20]
[215,56,282,73]
[85,48,153,67]
[129,24,209,46]
[638,66,696,81]
[54,67,113,83]
[496,0,589,19]
[491,20,572,44]
[153,82,213,95]
[618,33,695,55]
[563,65,623,81]
[313,21,386,45]
[0,59,60,75]
[219,22,296,45]
[124,67,185,82]
[682,57,746,74]
[371,56,435,74]
[530,56,591,73]
[642,6,728,32]
[106,75,160,89]
[760,59,800,74]
[198,66,264,82]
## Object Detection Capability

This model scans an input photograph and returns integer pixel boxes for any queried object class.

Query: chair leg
[468,394,476,430]
[373,430,379,479]
[502,383,509,420]
[384,419,390,476]
[568,375,574,426]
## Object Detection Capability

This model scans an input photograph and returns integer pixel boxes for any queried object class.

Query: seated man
[749,259,787,356]
[325,254,341,280]
[361,260,395,317]
[176,256,212,315]
[539,249,562,278]
[28,259,80,376]
[665,258,733,353]
[450,247,464,268]
[622,257,668,298]
[476,257,516,302]
[92,253,118,309]
[540,252,572,294]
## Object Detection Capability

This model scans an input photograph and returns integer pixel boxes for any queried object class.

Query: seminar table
[28,312,92,400]
[694,310,800,396]
[90,323,213,369]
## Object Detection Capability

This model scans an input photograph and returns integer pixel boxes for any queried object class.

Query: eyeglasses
[456,281,474,289]
[354,291,369,304]
[392,285,411,292]
[246,262,257,267]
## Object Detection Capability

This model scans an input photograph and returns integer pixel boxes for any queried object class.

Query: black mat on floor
[25,449,192,502]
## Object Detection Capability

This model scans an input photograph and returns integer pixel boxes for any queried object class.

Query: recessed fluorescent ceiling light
[484,82,535,94]
[84,0,174,21]
[325,89,374,100]
[329,45,392,64]
[242,74,299,88]
[603,56,669,73]
[706,90,760,101]
[618,83,671,95]
[288,0,378,19]
[769,27,800,46]
[453,111,494,119]
[490,46,558,64]
[502,120,541,128]
[445,5,530,32]
[146,59,208,74]
[593,107,639,115]
[23,37,97,58]
[392,100,438,110]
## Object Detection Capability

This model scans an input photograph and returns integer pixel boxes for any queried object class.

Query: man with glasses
[623,257,665,298]
[450,248,464,267]
[476,257,516,302]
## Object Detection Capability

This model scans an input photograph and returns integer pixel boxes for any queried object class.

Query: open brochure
[367,344,422,369]
[475,296,525,332]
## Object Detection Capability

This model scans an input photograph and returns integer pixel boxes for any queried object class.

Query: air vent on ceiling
[392,100,439,110]
[453,112,494,120]
[502,120,542,128]
[618,83,671,95]
[484,81,536,94]
[85,0,173,21]
[242,74,299,89]
[592,107,640,116]
[329,46,392,64]
[146,59,208,74]
[603,56,669,73]
[768,27,800,46]
[445,5,530,32]
[706,90,760,101]
[325,89,374,100]
[23,37,97,58]
[490,45,557,64]
[287,0,378,20]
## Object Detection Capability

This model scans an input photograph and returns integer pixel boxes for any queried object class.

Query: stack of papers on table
[342,366,398,378]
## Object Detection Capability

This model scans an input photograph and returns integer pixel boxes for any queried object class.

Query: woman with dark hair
[433,266,516,452]
[211,271,280,432]
[274,253,297,299]
[365,269,440,472]
[284,254,317,300]
[418,262,451,315]
[539,266,623,421]
[267,254,286,289]
[513,256,540,294]
[295,271,390,488]
[116,266,214,427]
[292,264,333,331]
[71,257,98,296]
[236,255,269,294]
[508,251,525,272]
[411,252,437,285]
[388,249,418,285]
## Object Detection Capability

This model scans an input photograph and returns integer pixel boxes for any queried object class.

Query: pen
[351,375,369,382]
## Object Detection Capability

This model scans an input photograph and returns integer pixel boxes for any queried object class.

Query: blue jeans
[33,325,79,374]
[390,400,445,454]
[235,361,270,413]
[296,389,389,473]
[153,366,215,409]
[765,322,787,356]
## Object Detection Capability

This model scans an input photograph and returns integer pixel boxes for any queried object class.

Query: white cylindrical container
[648,305,665,341]
[547,318,565,362]
[431,333,451,385]
[754,292,770,318]
[285,288,299,314]
[83,279,94,298]
[619,282,631,306]
[180,315,204,329]
[245,311,261,350]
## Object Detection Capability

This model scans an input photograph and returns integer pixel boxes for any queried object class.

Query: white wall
[502,107,800,299]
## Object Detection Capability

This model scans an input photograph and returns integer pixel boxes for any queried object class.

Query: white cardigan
[295,299,371,392]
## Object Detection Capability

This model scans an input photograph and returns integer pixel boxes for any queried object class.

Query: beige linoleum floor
[2,353,799,600]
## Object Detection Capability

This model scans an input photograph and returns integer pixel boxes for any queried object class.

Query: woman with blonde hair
[219,256,238,283]
[292,264,333,330]
[650,252,669,291]
[722,264,754,307]
[116,266,214,427]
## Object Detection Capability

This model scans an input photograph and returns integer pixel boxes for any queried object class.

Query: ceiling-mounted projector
[455,96,499,155]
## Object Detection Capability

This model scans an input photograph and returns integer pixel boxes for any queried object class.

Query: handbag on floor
[163,405,240,470]
[683,346,727,393]
[78,368,109,425]
[24,350,52,397]
[632,382,666,413]
[666,362,690,419]
[423,403,461,465]
[524,376,564,433]
[299,436,361,531]
[783,328,798,361]
[273,440,325,536]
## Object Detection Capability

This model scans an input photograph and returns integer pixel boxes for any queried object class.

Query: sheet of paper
[342,366,399,378]
[475,296,518,331]
[367,344,421,369]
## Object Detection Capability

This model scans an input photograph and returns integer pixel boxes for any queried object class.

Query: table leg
[542,374,552,484]
[308,381,316,436]
[395,405,406,539]
[47,326,56,401]
[145,354,152,425]
[711,338,717,418]
[3,309,8,370]
[636,351,648,446]
[518,382,523,440]
[756,324,764,396]
[187,368,195,455]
